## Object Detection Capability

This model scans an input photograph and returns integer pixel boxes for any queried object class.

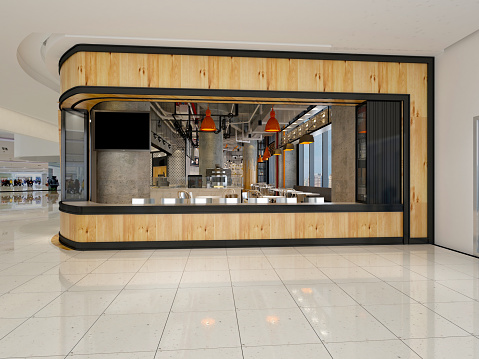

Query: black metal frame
[58,44,433,245]
[60,109,89,201]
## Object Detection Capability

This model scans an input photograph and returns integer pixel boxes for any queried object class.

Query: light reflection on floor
[0,194,478,358]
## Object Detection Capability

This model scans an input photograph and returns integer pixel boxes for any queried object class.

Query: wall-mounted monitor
[94,111,150,150]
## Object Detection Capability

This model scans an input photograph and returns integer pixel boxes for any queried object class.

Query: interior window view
[2,4,479,357]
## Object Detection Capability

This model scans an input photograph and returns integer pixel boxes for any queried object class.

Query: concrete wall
[199,132,223,178]
[331,106,356,202]
[243,141,257,190]
[435,30,479,255]
[96,151,150,204]
[284,146,297,189]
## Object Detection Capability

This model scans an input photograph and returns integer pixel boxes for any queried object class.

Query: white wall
[14,134,59,162]
[435,30,479,255]
[0,107,58,143]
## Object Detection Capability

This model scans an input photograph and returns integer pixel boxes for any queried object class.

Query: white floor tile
[304,254,356,268]
[159,311,240,350]
[339,282,416,305]
[389,280,473,303]
[444,263,479,277]
[68,273,134,291]
[436,279,479,300]
[266,255,315,269]
[184,257,229,271]
[0,292,59,318]
[287,283,357,307]
[233,285,297,310]
[69,353,155,358]
[0,275,36,294]
[105,288,176,314]
[139,258,187,272]
[378,253,435,266]
[423,301,479,335]
[172,287,234,312]
[326,340,421,359]
[45,260,104,274]
[408,265,474,280]
[242,343,331,359]
[0,316,97,357]
[126,272,182,289]
[11,274,84,293]
[342,254,397,267]
[0,318,25,339]
[92,259,147,273]
[301,305,396,343]
[237,308,321,346]
[320,267,381,283]
[230,269,282,287]
[0,262,58,276]
[156,347,242,359]
[274,268,332,285]
[227,256,272,270]
[364,303,470,339]
[35,290,118,317]
[404,336,479,359]
[108,250,154,260]
[180,270,231,288]
[363,266,427,282]
[72,313,168,354]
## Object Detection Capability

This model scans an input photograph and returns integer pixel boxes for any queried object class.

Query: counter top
[60,201,403,215]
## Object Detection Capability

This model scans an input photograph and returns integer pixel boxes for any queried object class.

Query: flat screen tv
[95,111,150,150]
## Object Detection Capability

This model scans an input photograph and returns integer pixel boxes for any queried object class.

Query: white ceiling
[1,0,479,129]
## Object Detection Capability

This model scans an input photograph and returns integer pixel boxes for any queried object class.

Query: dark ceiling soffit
[58,43,435,73]
[59,86,408,109]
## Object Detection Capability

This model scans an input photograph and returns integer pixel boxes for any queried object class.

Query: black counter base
[59,233,406,251]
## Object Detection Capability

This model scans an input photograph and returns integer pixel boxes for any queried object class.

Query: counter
[59,201,404,250]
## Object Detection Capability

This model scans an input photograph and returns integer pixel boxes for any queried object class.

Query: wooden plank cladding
[60,211,403,243]
[59,49,429,239]
[61,53,426,105]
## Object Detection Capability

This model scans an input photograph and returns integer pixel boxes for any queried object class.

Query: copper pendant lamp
[264,107,281,133]
[199,106,216,132]
[284,143,294,151]
[299,133,314,144]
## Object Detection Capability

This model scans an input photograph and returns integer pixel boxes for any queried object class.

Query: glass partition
[61,110,88,201]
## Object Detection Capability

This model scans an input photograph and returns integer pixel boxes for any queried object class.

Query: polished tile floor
[1,195,479,358]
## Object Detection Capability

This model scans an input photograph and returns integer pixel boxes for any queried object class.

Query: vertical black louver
[366,101,401,205]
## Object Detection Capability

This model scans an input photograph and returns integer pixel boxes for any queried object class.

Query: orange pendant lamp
[258,155,263,163]
[264,106,281,133]
[199,106,216,132]
[263,146,271,161]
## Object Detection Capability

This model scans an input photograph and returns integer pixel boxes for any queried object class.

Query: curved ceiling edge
[17,33,60,93]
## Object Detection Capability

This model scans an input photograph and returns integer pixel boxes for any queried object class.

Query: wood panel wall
[59,51,428,238]
[60,212,403,243]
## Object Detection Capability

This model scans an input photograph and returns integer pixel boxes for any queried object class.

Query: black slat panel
[367,101,401,204]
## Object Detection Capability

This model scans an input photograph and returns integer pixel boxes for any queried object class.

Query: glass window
[62,110,88,201]
[313,132,323,187]
[298,124,332,188]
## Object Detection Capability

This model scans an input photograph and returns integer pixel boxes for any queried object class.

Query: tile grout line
[153,248,191,358]
[226,249,246,359]
[260,247,334,359]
